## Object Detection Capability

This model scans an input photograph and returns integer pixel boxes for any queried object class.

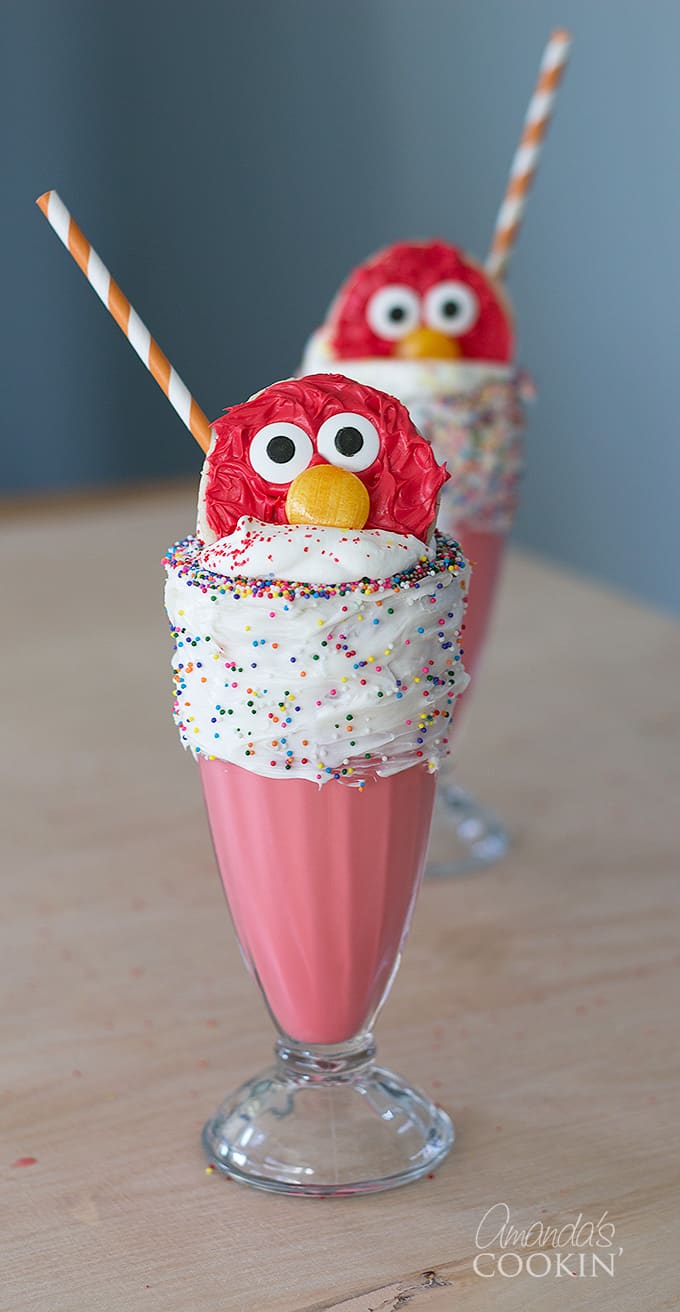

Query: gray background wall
[4,0,679,613]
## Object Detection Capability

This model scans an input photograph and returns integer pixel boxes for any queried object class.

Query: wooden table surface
[3,485,679,1312]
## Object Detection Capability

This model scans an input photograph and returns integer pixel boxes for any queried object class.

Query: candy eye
[423,280,479,335]
[316,412,381,473]
[366,284,420,340]
[248,422,314,483]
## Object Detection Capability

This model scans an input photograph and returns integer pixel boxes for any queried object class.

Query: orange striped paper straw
[486,29,572,282]
[36,190,213,453]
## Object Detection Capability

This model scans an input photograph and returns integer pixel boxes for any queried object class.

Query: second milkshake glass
[297,31,570,875]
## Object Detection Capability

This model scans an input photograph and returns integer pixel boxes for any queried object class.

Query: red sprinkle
[12,1157,37,1168]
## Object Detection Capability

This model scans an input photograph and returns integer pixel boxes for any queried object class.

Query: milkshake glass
[34,197,473,1192]
[164,374,470,1193]
[301,241,532,873]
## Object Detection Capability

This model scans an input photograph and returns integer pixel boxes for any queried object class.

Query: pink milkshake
[449,525,504,686]
[200,758,435,1045]
[164,373,470,1192]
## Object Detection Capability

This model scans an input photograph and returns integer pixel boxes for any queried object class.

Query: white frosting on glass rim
[300,331,528,534]
[164,524,469,786]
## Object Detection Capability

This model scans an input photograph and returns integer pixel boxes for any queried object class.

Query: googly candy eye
[366,285,420,340]
[316,412,381,473]
[248,422,314,483]
[423,280,479,336]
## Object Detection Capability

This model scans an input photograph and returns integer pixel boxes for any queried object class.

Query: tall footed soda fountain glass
[164,374,470,1194]
[35,195,469,1196]
[300,31,570,875]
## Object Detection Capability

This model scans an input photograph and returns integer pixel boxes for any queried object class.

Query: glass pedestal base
[202,1037,454,1196]
[427,781,510,877]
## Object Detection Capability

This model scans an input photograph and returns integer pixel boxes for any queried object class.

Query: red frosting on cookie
[203,374,448,543]
[327,240,513,363]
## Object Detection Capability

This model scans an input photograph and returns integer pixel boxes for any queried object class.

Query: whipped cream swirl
[200,517,429,584]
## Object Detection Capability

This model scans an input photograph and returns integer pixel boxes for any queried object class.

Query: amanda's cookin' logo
[473,1202,623,1279]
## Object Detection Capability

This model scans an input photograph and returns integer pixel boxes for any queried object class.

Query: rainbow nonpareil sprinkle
[163,531,470,785]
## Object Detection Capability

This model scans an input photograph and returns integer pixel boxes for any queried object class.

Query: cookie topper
[200,373,448,543]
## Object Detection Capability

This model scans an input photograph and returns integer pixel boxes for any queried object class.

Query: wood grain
[2,488,679,1312]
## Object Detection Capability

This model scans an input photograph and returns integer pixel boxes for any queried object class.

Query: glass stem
[275,1032,376,1083]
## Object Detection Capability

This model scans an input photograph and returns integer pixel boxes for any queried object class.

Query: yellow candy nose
[395,326,462,360]
[286,463,370,530]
